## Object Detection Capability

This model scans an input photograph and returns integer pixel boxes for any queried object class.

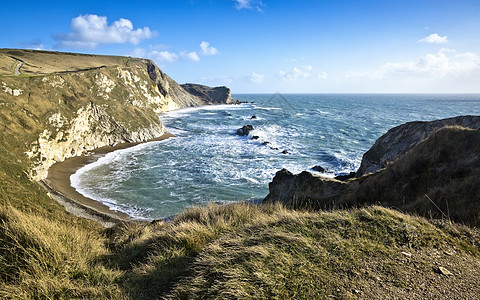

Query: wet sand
[41,133,174,227]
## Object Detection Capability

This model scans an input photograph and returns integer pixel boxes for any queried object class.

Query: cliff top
[0,48,144,76]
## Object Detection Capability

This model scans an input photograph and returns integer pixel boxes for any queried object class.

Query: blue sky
[1,0,480,93]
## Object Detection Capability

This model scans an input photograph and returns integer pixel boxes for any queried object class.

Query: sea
[70,94,480,220]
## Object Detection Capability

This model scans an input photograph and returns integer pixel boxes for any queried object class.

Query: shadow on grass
[97,228,203,299]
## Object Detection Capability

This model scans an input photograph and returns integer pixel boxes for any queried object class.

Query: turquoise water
[71,94,480,219]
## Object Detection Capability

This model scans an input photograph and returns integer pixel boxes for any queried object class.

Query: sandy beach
[41,133,174,227]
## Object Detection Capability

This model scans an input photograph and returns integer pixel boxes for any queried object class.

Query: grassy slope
[0,50,479,298]
[0,49,131,75]
[345,126,480,226]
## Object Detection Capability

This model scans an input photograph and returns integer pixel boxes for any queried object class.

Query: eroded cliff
[0,49,231,180]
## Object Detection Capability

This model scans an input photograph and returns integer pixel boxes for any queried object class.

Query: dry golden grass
[164,205,480,299]
[1,174,480,300]
[0,54,17,75]
[0,206,124,299]
[0,49,134,75]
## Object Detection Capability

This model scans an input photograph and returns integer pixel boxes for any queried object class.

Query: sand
[41,133,174,227]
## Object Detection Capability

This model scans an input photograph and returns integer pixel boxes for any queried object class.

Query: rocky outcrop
[265,120,480,226]
[356,115,480,177]
[310,166,327,173]
[347,126,480,225]
[0,49,233,180]
[147,63,204,110]
[181,83,235,104]
[236,125,254,136]
[264,169,354,209]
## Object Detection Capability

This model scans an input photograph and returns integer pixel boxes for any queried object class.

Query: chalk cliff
[0,49,231,180]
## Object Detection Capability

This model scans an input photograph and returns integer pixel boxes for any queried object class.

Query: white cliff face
[23,65,183,181]
[2,82,23,96]
[27,103,165,181]
[3,57,226,181]
[95,73,116,100]
[117,67,183,113]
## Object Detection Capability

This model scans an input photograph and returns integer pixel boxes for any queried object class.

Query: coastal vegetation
[1,49,479,298]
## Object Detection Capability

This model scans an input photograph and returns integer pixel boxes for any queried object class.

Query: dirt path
[14,60,23,75]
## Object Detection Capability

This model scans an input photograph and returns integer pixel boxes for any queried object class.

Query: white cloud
[419,33,448,44]
[250,72,265,83]
[234,0,264,11]
[132,41,218,64]
[55,14,153,48]
[318,72,328,79]
[182,51,200,62]
[234,0,252,9]
[130,47,147,58]
[200,41,219,56]
[279,65,327,82]
[150,50,178,63]
[357,49,479,79]
[345,49,480,92]
[279,67,310,81]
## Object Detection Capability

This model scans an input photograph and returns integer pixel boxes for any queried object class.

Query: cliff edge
[356,115,480,177]
[0,49,231,180]
[265,117,480,226]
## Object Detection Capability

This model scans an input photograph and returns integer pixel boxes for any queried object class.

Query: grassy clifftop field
[1,49,479,299]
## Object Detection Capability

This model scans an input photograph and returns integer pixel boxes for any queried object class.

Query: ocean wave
[160,103,250,121]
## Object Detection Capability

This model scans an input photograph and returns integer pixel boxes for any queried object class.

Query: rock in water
[236,125,254,136]
[311,165,327,173]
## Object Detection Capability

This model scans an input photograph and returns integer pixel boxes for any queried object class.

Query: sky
[1,0,480,93]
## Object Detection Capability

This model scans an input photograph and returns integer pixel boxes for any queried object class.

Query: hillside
[0,50,479,299]
[0,49,233,180]
[266,119,480,226]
